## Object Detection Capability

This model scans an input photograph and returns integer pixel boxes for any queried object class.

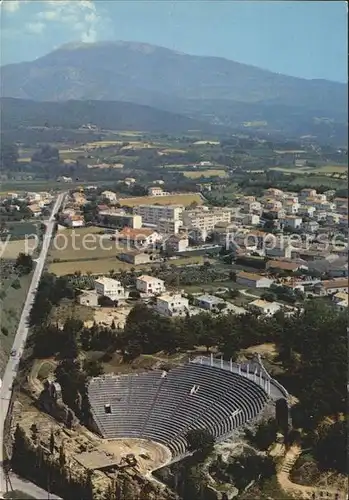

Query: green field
[0,271,32,375]
[49,255,203,276]
[183,169,228,179]
[119,193,203,207]
[3,222,40,241]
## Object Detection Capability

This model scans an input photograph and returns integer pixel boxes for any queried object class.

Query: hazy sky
[1,0,347,82]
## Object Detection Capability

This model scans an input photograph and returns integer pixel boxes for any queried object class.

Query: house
[78,290,99,307]
[307,257,348,278]
[165,234,189,253]
[249,299,281,316]
[265,244,293,259]
[236,271,274,289]
[298,205,316,218]
[136,275,166,295]
[332,291,348,305]
[243,214,260,226]
[283,202,300,215]
[64,214,84,228]
[57,176,72,183]
[155,294,189,317]
[300,188,317,198]
[27,204,42,217]
[148,186,165,196]
[263,188,284,199]
[280,216,303,230]
[94,277,127,300]
[116,228,161,248]
[314,278,348,296]
[101,190,118,202]
[302,220,319,233]
[194,294,226,312]
[118,251,159,265]
[266,260,308,273]
[124,177,136,185]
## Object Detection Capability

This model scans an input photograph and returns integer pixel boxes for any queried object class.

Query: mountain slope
[1,41,347,144]
[1,41,346,113]
[0,97,223,134]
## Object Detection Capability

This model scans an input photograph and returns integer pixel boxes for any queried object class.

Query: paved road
[0,193,65,499]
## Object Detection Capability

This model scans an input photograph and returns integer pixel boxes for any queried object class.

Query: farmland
[48,255,204,276]
[118,193,203,207]
[183,169,228,179]
[0,239,37,259]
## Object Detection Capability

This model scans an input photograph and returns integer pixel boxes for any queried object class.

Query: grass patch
[310,164,348,174]
[183,169,228,179]
[0,272,32,375]
[119,193,203,207]
[50,299,94,325]
[37,361,55,380]
[49,228,127,261]
[0,239,37,259]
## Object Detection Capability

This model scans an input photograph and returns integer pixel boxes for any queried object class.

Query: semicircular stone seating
[88,362,269,458]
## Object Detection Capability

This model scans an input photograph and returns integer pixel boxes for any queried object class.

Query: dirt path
[29,358,57,394]
[277,445,346,499]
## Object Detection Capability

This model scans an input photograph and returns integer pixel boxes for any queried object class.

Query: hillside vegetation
[1,41,347,144]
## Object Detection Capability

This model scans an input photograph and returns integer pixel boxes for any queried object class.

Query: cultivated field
[193,140,220,145]
[49,227,120,261]
[49,255,203,276]
[183,169,228,179]
[0,239,36,259]
[119,193,203,207]
[310,165,348,174]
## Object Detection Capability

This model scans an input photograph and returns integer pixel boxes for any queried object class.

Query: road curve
[0,193,65,499]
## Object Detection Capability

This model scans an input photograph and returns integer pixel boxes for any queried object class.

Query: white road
[0,193,65,498]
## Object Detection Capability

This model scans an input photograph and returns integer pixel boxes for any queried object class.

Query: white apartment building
[94,277,127,300]
[182,206,231,233]
[158,218,183,234]
[155,294,189,317]
[136,275,166,295]
[134,204,184,226]
[99,211,142,229]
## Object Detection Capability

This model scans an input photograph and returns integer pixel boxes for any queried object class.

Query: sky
[0,0,347,82]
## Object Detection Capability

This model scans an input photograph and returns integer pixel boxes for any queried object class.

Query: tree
[314,420,346,474]
[261,292,276,302]
[49,429,55,454]
[98,295,118,307]
[32,145,60,163]
[83,359,104,377]
[15,253,33,274]
[245,419,278,451]
[185,428,214,454]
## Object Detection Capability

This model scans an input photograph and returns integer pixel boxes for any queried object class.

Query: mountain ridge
[0,97,227,135]
[1,41,347,144]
